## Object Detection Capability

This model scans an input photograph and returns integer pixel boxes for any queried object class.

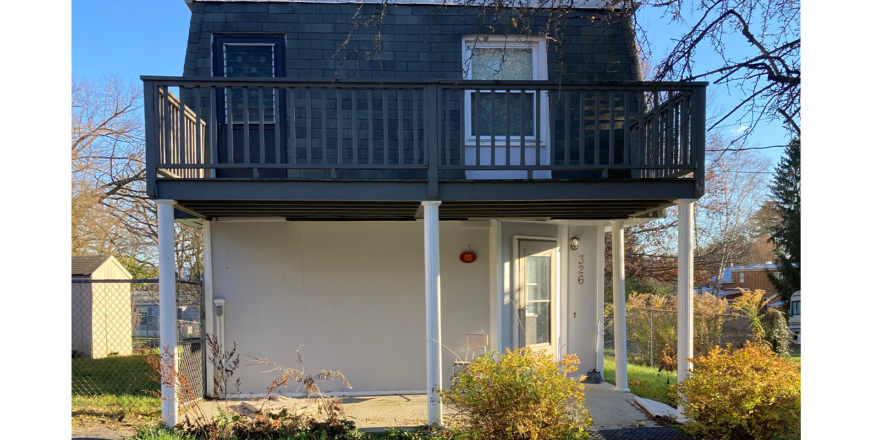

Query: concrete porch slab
[189,384,658,432]
[584,382,657,429]
[189,394,427,429]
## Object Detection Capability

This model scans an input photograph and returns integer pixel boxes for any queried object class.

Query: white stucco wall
[210,220,490,395]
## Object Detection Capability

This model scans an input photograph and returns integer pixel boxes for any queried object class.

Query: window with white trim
[462,37,547,144]
[739,273,745,283]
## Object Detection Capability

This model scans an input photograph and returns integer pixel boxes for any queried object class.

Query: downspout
[213,298,226,398]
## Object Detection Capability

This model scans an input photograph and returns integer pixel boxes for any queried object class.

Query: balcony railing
[143,77,706,198]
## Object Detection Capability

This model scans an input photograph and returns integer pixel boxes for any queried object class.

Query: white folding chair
[452,334,489,377]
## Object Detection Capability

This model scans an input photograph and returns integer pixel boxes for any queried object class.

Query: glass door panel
[518,240,557,355]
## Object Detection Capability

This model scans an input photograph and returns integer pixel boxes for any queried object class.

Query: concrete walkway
[583,382,657,429]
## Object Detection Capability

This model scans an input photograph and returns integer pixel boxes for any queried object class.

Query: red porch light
[460,248,477,263]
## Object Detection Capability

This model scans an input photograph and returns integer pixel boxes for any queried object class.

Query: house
[145,0,707,425]
[132,285,201,349]
[787,290,801,343]
[132,297,159,348]
[714,262,782,302]
[72,255,134,359]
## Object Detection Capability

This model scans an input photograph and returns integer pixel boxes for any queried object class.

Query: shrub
[439,348,591,440]
[671,342,801,440]
[762,307,792,356]
[731,289,768,341]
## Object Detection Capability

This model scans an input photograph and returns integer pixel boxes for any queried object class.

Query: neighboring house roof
[737,263,780,272]
[717,289,744,298]
[72,255,112,277]
[72,255,133,278]
[719,263,780,284]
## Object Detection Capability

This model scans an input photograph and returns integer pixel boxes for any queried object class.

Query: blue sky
[73,0,191,80]
[73,0,792,164]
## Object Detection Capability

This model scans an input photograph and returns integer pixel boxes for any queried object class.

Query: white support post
[594,226,606,379]
[611,220,629,392]
[422,201,443,427]
[157,199,178,426]
[489,220,503,353]
[202,220,214,398]
[677,199,697,417]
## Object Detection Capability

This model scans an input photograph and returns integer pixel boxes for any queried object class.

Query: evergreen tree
[768,137,801,300]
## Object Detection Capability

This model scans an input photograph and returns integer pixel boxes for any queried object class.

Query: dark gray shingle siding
[179,3,641,180]
[182,2,640,82]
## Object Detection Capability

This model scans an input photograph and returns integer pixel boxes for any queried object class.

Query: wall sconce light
[569,237,580,251]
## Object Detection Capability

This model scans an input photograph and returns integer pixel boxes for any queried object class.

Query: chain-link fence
[72,278,204,407]
[176,279,205,405]
[604,307,753,368]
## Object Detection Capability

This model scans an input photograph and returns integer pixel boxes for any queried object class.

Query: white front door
[517,239,557,356]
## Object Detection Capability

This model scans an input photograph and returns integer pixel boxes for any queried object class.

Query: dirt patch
[71,426,136,440]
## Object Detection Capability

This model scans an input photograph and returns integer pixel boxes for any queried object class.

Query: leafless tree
[624,0,800,138]
[696,133,772,289]
[72,74,203,275]
[340,1,798,140]
[72,75,152,261]
[612,133,771,287]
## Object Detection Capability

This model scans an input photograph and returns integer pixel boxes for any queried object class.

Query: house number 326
[577,255,585,284]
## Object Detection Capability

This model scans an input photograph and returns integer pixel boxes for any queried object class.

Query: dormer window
[462,36,548,145]
[223,44,276,124]
[212,35,286,125]
[211,34,287,177]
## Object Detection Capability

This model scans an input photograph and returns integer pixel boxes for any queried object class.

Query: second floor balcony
[143,77,706,219]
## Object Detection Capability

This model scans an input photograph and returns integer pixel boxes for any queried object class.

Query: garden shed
[71,255,134,359]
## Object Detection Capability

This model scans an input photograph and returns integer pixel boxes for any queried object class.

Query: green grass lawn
[73,353,159,395]
[72,353,162,429]
[602,356,676,405]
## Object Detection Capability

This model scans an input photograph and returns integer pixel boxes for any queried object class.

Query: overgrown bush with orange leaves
[623,292,730,366]
[440,348,591,440]
[671,342,801,440]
